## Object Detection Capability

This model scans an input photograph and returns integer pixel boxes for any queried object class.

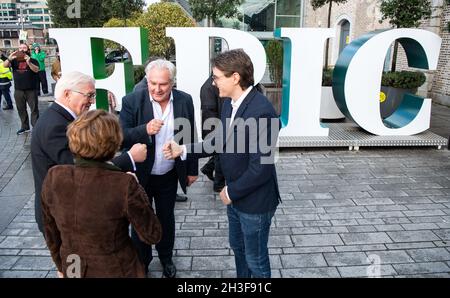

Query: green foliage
[103,17,139,50]
[134,3,195,59]
[381,71,426,89]
[47,0,144,28]
[322,68,333,87]
[133,65,146,84]
[379,0,432,28]
[188,0,244,24]
[265,40,283,88]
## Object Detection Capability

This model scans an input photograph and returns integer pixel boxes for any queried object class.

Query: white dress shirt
[151,93,175,175]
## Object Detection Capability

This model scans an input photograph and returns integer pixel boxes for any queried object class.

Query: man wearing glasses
[31,71,148,234]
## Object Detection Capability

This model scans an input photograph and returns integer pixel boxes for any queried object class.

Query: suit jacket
[31,103,134,232]
[119,88,198,193]
[41,159,162,277]
[188,88,281,214]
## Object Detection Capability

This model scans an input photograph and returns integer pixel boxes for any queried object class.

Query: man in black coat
[31,71,147,234]
[199,76,225,192]
[120,59,198,278]
[164,49,280,278]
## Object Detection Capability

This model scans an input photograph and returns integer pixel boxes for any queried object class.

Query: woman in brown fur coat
[41,109,161,278]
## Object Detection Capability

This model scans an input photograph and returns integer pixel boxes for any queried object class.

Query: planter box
[380,86,416,119]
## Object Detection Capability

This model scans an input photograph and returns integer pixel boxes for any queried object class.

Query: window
[4,40,12,48]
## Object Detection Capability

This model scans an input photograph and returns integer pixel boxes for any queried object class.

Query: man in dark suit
[199,76,225,192]
[164,49,281,278]
[120,59,198,278]
[31,71,147,234]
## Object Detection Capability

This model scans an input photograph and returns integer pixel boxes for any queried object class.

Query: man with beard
[3,42,39,135]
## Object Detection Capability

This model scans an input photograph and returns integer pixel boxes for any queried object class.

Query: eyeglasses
[71,89,96,101]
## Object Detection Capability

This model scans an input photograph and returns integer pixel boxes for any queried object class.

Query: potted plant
[380,71,426,118]
[321,68,345,119]
[264,39,283,115]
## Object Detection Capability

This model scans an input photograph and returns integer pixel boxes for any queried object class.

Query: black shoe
[175,194,188,202]
[201,167,214,181]
[161,260,176,278]
[2,106,13,110]
[16,128,30,135]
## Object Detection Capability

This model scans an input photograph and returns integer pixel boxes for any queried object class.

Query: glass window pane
[276,16,300,28]
[276,0,300,16]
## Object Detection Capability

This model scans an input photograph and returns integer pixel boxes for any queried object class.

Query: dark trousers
[0,85,12,108]
[36,70,48,94]
[14,89,39,130]
[131,168,178,270]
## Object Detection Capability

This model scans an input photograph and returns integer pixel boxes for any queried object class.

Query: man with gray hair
[120,59,198,278]
[31,71,148,234]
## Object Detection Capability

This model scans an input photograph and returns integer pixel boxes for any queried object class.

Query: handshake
[163,140,183,160]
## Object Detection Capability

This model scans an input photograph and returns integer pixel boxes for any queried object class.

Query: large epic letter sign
[333,29,441,135]
[49,27,441,138]
[49,27,148,111]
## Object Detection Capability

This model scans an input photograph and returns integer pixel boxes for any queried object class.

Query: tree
[134,3,196,59]
[311,0,348,70]
[188,0,244,26]
[379,0,432,71]
[48,0,144,28]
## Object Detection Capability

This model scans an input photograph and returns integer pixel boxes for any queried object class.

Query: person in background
[31,43,49,95]
[4,42,39,135]
[41,109,162,278]
[0,54,13,110]
[51,51,61,82]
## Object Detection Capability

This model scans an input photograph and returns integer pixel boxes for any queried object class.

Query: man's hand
[128,143,147,163]
[57,271,64,278]
[8,51,18,61]
[146,119,164,135]
[219,187,232,205]
[186,175,198,186]
[163,140,183,160]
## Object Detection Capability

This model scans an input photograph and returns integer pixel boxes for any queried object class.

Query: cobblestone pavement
[0,98,449,278]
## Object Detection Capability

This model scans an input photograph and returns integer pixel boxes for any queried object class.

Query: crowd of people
[2,43,281,278]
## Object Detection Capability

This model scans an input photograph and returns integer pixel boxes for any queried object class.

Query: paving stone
[0,236,46,249]
[280,253,327,268]
[0,256,19,269]
[268,235,294,248]
[346,226,377,233]
[0,249,20,256]
[192,256,235,271]
[365,251,414,264]
[323,252,369,266]
[302,220,332,227]
[361,211,406,219]
[433,229,450,241]
[403,210,446,217]
[334,244,387,252]
[365,205,408,212]
[280,267,341,278]
[387,231,440,242]
[12,256,56,270]
[407,248,450,262]
[319,212,363,220]
[393,262,450,275]
[292,234,344,247]
[338,264,397,277]
[313,199,355,207]
[357,218,385,225]
[319,227,349,234]
[181,222,218,229]
[374,224,404,232]
[401,223,440,230]
[176,270,222,278]
[0,270,49,278]
[1,229,22,236]
[18,249,51,256]
[283,247,336,254]
[386,242,437,250]
[190,237,229,249]
[340,232,392,245]
[330,219,359,226]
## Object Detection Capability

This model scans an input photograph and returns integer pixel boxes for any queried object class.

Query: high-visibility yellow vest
[0,63,12,80]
